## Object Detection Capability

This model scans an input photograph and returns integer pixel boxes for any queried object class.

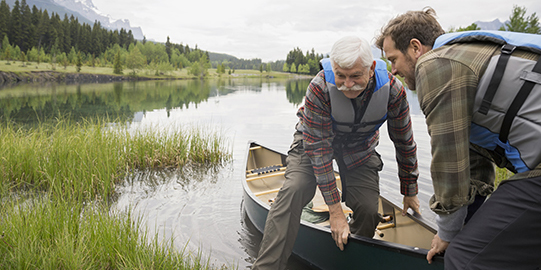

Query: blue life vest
[433,30,541,173]
[320,58,390,143]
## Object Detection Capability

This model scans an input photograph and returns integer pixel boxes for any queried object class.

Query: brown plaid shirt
[416,42,541,215]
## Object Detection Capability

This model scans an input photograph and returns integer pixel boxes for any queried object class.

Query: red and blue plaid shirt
[296,70,419,205]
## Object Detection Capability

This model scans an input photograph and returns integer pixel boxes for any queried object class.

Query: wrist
[436,206,467,242]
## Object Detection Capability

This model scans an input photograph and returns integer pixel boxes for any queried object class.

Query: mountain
[52,0,144,39]
[5,0,144,40]
[474,19,507,30]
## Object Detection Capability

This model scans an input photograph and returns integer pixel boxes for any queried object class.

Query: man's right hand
[328,202,350,251]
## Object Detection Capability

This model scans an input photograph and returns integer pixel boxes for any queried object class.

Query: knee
[347,198,378,218]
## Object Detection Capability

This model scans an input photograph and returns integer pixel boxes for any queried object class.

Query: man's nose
[345,77,355,88]
[391,65,398,75]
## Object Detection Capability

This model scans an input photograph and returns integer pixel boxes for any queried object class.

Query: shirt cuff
[436,206,467,242]
[401,182,418,196]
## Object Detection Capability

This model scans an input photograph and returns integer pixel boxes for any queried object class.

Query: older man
[377,7,541,269]
[252,36,420,270]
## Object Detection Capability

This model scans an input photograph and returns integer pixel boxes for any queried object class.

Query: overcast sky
[90,0,541,62]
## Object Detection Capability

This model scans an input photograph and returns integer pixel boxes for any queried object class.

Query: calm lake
[0,77,436,269]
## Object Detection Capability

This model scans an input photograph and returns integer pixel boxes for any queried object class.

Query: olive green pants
[252,140,382,270]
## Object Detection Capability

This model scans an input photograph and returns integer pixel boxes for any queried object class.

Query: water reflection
[0,78,311,125]
[0,78,433,270]
[285,79,311,106]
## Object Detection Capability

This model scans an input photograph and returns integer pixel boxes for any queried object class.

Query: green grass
[0,119,234,269]
[0,119,231,201]
[0,197,220,269]
[0,59,307,80]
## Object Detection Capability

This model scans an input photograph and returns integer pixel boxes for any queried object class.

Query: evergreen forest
[0,1,538,77]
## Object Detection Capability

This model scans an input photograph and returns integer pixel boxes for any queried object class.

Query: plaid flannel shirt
[416,42,541,214]
[296,70,419,205]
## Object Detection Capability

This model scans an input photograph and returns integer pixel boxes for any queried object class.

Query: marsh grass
[0,118,233,269]
[0,119,231,201]
[0,197,219,269]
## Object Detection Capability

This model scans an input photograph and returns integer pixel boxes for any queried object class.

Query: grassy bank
[0,119,233,269]
[0,60,306,81]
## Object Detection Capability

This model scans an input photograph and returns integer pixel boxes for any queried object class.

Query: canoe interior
[245,142,437,250]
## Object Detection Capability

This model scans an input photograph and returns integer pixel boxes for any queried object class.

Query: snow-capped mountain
[4,0,144,40]
[52,0,144,40]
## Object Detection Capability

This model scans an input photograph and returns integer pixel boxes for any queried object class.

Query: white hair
[330,36,373,70]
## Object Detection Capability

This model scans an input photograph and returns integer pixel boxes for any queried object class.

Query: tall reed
[0,196,217,269]
[0,119,231,202]
[0,118,233,269]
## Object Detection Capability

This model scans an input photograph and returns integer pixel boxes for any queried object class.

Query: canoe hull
[242,141,444,269]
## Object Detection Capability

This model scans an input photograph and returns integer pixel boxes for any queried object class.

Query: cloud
[91,0,541,62]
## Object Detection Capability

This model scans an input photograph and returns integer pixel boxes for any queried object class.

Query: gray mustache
[337,85,364,91]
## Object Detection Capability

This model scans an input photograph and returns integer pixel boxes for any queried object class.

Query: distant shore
[0,70,141,84]
[0,60,312,85]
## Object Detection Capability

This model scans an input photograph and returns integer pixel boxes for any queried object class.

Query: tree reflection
[0,78,310,124]
[285,79,310,105]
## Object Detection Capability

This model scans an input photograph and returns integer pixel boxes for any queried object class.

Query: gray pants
[252,141,383,270]
[445,176,541,270]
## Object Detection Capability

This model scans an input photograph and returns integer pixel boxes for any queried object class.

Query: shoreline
[0,70,164,85]
[0,70,313,85]
[0,65,313,86]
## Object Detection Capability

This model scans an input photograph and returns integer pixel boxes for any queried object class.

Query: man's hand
[328,202,350,251]
[402,195,421,216]
[427,234,449,264]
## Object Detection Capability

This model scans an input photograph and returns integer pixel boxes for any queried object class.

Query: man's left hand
[402,195,421,216]
[427,234,449,264]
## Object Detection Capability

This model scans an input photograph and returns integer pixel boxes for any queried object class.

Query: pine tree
[76,51,82,72]
[10,0,21,48]
[500,5,540,34]
[165,36,172,61]
[20,0,32,52]
[290,63,297,73]
[0,0,9,41]
[2,34,10,62]
[113,50,122,74]
[283,62,289,72]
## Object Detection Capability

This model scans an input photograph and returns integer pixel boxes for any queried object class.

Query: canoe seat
[246,165,286,181]
[247,164,284,175]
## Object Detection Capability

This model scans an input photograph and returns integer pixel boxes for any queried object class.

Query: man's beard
[403,54,417,90]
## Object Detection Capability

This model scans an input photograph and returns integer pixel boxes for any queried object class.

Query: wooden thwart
[377,223,396,230]
[312,203,353,214]
[254,188,281,197]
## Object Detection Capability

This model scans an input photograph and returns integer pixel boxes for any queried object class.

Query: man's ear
[409,38,425,59]
[369,60,376,77]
